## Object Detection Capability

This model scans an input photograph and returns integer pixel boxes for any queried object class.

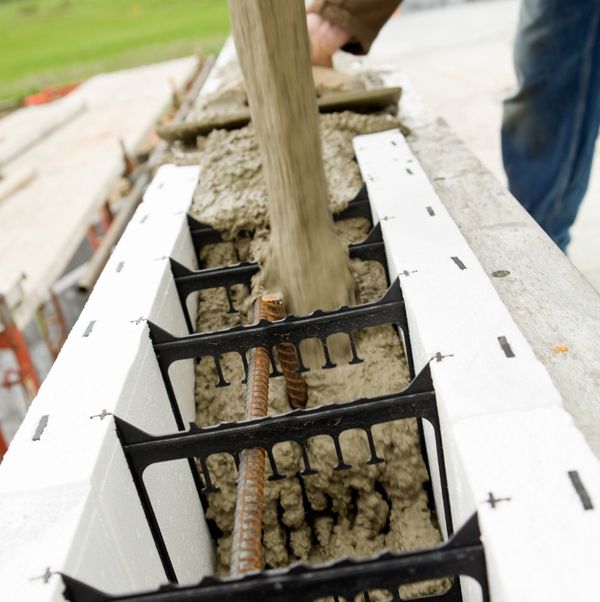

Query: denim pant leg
[502,0,600,251]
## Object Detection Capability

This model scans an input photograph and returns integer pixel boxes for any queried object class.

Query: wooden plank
[156,86,401,143]
[77,57,215,293]
[228,0,353,316]
[0,57,197,327]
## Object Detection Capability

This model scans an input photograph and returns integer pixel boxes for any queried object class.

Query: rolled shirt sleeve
[307,0,401,54]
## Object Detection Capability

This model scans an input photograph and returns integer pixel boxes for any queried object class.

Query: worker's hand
[307,13,351,67]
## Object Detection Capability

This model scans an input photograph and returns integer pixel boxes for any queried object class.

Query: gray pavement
[368,0,600,291]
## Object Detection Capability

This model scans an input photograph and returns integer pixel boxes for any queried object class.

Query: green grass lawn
[0,0,231,102]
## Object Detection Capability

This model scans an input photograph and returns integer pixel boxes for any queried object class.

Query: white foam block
[452,407,600,601]
[0,483,88,602]
[142,165,200,215]
[0,164,211,599]
[355,128,600,600]
[354,129,562,426]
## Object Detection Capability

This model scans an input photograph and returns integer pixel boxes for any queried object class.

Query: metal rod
[230,297,270,575]
[262,293,307,408]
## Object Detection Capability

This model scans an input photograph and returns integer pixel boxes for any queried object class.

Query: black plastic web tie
[320,337,337,369]
[348,331,364,364]
[299,442,318,477]
[148,280,413,411]
[186,184,372,264]
[365,428,384,465]
[60,512,489,602]
[110,358,459,589]
[173,220,387,334]
[332,435,352,471]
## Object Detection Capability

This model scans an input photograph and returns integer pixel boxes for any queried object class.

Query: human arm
[307,0,401,66]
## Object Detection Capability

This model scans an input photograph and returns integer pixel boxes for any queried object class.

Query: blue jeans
[502,0,600,251]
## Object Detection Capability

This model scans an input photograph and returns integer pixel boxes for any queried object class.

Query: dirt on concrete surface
[189,110,446,598]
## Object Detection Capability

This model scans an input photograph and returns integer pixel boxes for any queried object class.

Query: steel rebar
[262,293,308,409]
[230,297,270,576]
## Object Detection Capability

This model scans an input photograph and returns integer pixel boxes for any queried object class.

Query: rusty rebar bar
[230,298,270,576]
[263,293,308,409]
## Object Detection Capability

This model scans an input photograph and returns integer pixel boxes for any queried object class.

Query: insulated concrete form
[2,45,600,602]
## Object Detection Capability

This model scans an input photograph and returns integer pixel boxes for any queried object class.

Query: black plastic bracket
[172,222,387,333]
[61,512,489,602]
[187,183,372,263]
[112,362,453,589]
[149,280,414,433]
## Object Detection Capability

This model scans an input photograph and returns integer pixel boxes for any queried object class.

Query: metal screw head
[492,270,510,278]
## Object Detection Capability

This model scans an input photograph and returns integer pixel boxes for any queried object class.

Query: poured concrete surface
[366,0,600,292]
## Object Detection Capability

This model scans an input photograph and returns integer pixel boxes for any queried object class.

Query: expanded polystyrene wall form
[2,51,600,602]
[354,129,600,602]
[0,165,213,602]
